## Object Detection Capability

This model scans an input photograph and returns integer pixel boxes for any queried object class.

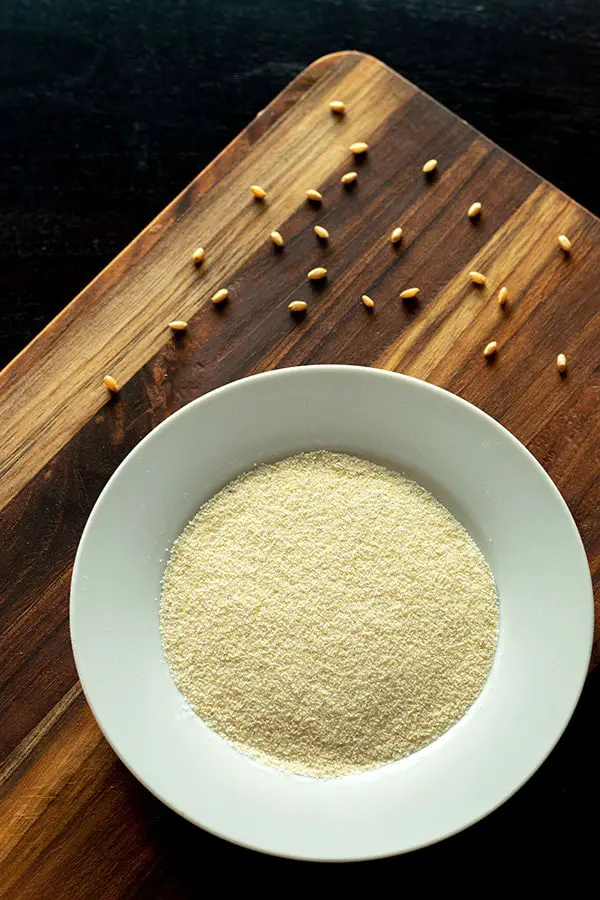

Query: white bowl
[70,365,593,861]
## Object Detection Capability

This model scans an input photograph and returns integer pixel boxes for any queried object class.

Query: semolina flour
[160,452,498,778]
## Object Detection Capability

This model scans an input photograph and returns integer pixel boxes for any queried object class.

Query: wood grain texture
[0,51,598,894]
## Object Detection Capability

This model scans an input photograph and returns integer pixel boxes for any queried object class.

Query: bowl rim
[70,364,594,860]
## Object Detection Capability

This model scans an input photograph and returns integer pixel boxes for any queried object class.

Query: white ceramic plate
[70,365,593,861]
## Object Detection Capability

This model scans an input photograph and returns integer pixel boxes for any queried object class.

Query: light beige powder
[160,452,498,778]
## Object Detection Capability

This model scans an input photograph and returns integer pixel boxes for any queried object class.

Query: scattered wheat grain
[469,270,486,285]
[288,300,308,313]
[400,287,420,299]
[103,375,118,393]
[558,234,572,252]
[306,189,323,203]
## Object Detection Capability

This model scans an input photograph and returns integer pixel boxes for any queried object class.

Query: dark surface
[1,0,597,874]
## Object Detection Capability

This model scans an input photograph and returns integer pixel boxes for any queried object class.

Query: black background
[1,0,597,876]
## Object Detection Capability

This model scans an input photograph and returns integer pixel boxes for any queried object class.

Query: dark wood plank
[0,51,598,893]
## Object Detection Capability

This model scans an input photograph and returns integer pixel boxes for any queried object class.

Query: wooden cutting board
[0,51,598,893]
